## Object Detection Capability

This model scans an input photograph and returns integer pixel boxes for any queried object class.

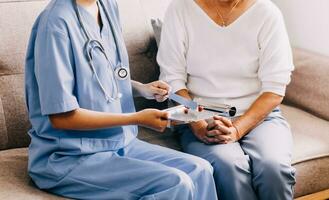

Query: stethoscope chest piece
[115,66,129,80]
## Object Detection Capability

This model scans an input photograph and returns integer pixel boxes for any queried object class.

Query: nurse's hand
[139,81,171,102]
[135,109,169,132]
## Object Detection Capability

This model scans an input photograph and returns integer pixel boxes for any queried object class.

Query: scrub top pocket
[59,137,83,153]
[81,137,125,153]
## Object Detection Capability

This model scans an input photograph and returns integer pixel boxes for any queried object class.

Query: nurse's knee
[190,156,214,177]
[163,168,194,193]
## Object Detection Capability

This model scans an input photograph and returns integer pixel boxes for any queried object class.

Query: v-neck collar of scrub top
[77,1,108,39]
[77,1,121,69]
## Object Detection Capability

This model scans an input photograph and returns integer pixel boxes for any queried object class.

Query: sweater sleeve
[157,0,188,93]
[258,6,294,96]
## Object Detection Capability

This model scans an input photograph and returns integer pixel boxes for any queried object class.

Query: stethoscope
[73,0,129,102]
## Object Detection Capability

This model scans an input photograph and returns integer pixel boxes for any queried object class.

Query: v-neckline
[78,1,107,37]
[191,0,260,30]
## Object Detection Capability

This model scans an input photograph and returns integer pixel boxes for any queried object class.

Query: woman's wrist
[190,120,207,133]
[232,123,242,140]
[232,116,253,140]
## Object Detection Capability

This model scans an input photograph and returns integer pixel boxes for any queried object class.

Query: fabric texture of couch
[0,0,328,199]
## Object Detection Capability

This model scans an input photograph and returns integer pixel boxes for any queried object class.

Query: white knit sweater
[157,0,294,115]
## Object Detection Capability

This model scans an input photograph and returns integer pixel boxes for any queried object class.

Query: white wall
[272,0,329,56]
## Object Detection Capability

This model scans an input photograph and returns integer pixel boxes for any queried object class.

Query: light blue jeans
[178,109,296,200]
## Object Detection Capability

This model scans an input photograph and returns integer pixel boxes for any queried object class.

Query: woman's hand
[134,109,169,132]
[206,116,240,144]
[190,120,222,144]
[133,80,171,102]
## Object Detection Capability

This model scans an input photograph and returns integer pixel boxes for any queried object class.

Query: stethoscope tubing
[72,0,128,102]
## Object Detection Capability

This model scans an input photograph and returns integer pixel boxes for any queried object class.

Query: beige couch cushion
[0,148,67,200]
[0,0,49,150]
[282,105,329,164]
[0,0,48,75]
[1,104,328,199]
[293,157,329,198]
[0,75,30,150]
[281,104,329,197]
[285,48,329,121]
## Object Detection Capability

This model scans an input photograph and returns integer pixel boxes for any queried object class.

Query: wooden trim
[295,189,329,200]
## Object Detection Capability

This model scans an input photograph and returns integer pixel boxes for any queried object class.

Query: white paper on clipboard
[164,105,218,123]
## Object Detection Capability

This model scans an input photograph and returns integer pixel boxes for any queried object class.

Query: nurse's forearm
[131,80,144,97]
[49,108,137,131]
[233,92,283,138]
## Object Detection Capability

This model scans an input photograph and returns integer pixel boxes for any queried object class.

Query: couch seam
[0,72,24,76]
[0,97,9,150]
[293,154,329,165]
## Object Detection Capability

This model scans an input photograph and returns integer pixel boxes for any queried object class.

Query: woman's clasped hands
[190,116,241,145]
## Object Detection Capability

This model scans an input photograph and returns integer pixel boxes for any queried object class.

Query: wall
[272,0,329,56]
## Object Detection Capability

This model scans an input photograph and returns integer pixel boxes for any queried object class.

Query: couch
[0,0,328,199]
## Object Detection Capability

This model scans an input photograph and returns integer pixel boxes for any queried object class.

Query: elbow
[275,95,284,106]
[49,110,77,130]
[262,92,284,105]
[49,116,65,130]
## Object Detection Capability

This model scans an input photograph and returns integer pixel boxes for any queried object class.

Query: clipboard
[165,105,218,124]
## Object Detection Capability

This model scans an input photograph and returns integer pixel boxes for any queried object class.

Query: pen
[203,107,224,114]
[203,107,237,117]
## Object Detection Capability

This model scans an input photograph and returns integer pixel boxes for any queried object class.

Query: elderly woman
[158,0,296,199]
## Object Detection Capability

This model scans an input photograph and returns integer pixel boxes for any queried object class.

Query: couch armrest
[284,48,329,121]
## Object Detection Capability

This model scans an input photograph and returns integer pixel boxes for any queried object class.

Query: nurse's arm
[49,108,169,132]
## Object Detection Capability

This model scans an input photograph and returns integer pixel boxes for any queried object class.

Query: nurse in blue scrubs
[24,0,217,199]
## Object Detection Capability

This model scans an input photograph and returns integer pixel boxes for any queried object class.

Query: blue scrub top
[25,0,137,187]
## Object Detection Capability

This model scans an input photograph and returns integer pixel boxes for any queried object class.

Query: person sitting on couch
[24,0,218,199]
[158,0,296,199]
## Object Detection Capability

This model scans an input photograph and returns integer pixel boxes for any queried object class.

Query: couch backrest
[0,0,49,150]
[284,48,329,121]
[0,0,171,150]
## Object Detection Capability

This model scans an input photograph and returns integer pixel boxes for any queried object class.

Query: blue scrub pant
[179,111,296,200]
[49,139,217,200]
